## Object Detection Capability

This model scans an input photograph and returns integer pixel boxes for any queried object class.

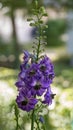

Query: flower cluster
[15,51,55,112]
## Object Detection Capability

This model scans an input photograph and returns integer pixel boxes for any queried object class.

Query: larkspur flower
[30,79,48,96]
[20,51,31,71]
[15,80,25,89]
[38,56,55,84]
[38,56,54,75]
[39,115,45,123]
[23,50,31,63]
[24,63,42,86]
[16,89,38,112]
[39,56,54,79]
[42,87,53,105]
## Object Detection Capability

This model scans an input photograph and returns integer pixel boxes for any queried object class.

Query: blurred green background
[0,0,73,130]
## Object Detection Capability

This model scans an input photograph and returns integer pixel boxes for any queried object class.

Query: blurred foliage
[0,0,73,128]
[0,0,43,69]
[0,0,27,9]
[45,0,73,10]
[55,0,73,9]
[0,53,73,130]
[44,19,67,47]
[0,42,13,56]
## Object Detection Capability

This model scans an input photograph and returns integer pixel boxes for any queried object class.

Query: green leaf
[35,0,38,7]
[27,18,33,21]
[30,23,35,26]
[40,6,45,13]
[45,25,48,28]
[39,20,43,24]
[43,13,48,17]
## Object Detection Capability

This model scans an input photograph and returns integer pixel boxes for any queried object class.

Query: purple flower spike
[15,50,55,111]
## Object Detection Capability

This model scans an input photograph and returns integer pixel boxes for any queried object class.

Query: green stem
[14,103,19,130]
[36,16,41,61]
[31,2,43,130]
[31,23,41,130]
[31,109,35,130]
[36,36,41,61]
[36,119,40,130]
[16,121,19,130]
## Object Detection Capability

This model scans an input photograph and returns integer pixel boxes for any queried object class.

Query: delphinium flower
[15,1,55,130]
[16,88,38,112]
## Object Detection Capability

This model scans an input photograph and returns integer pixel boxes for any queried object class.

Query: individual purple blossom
[39,115,45,123]
[24,63,42,86]
[23,50,30,63]
[15,80,25,89]
[30,79,48,96]
[38,56,54,76]
[15,79,25,91]
[42,72,55,85]
[38,56,55,84]
[18,70,27,81]
[20,51,31,71]
[26,63,39,78]
[16,89,38,112]
[42,87,53,105]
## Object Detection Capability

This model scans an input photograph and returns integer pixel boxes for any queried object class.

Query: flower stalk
[31,109,35,130]
[15,0,55,130]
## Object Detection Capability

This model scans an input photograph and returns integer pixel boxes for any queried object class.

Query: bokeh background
[0,0,73,130]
